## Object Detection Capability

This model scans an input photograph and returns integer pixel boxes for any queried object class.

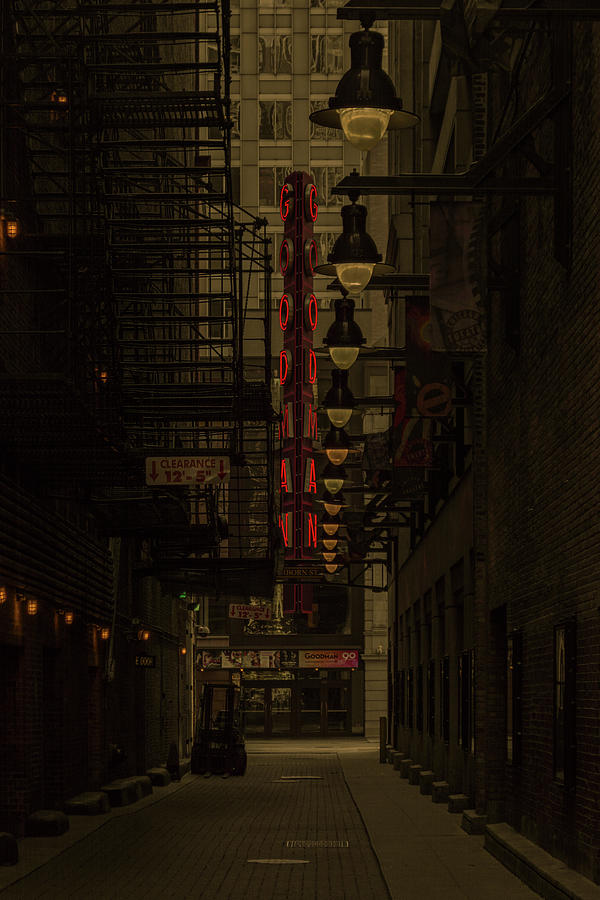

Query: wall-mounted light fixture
[314,202,393,295]
[64,611,74,625]
[324,426,350,466]
[322,462,346,495]
[320,489,347,517]
[323,295,366,370]
[322,513,340,536]
[324,369,356,428]
[26,598,38,616]
[137,629,151,642]
[100,626,110,641]
[308,25,418,152]
[0,587,6,604]
[180,646,187,656]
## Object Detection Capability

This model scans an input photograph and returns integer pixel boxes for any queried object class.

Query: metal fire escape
[2,1,275,592]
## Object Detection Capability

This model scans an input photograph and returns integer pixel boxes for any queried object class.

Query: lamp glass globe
[335,261,374,295]
[329,346,359,370]
[338,107,392,152]
[325,562,339,574]
[323,538,338,551]
[324,500,342,516]
[325,447,348,466]
[323,521,339,536]
[326,406,353,428]
[323,476,344,494]
[322,551,336,563]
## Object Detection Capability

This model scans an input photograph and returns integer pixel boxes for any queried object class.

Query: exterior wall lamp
[320,489,347,516]
[0,587,6,604]
[324,426,350,465]
[323,462,347,495]
[314,202,393,295]
[26,598,38,616]
[100,626,110,640]
[323,295,366,370]
[324,369,355,427]
[322,513,340,536]
[309,25,418,152]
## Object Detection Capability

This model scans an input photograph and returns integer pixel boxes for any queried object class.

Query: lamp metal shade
[308,28,419,140]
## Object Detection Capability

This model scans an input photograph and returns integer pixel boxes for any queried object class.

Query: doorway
[242,679,351,737]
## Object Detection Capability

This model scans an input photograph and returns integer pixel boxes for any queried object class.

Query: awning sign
[299,650,359,669]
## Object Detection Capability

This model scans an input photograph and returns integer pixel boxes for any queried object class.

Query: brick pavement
[0,753,390,900]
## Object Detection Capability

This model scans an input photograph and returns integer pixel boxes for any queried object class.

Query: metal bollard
[379,716,387,763]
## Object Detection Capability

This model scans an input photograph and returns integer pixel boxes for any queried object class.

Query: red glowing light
[279,349,291,384]
[307,348,317,384]
[304,239,318,276]
[279,239,293,275]
[304,183,318,222]
[279,293,291,331]
[307,513,318,547]
[305,458,317,494]
[280,183,294,221]
[281,458,292,493]
[304,293,318,331]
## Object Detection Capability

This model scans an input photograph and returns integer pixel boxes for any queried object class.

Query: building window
[428,659,435,737]
[310,100,342,142]
[258,35,292,75]
[506,631,522,765]
[209,100,239,141]
[399,669,405,726]
[310,33,344,75]
[441,656,449,742]
[416,664,423,732]
[309,165,344,206]
[208,36,240,75]
[407,667,414,729]
[458,650,474,753]
[259,100,292,141]
[554,622,576,786]
[258,166,293,207]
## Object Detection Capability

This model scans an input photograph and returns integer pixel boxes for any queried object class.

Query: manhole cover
[247,859,310,865]
[285,840,349,848]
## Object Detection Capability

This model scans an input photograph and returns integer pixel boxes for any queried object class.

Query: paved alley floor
[0,740,540,900]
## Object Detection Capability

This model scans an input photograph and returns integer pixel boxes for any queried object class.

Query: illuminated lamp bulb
[64,611,74,625]
[100,626,110,640]
[308,27,418,152]
[0,587,6,604]
[26,598,38,616]
[180,646,187,656]
[323,520,339,536]
[138,629,150,641]
[338,107,392,152]
[324,369,355,428]
[324,426,350,466]
[314,203,390,296]
[323,462,346,495]
[323,538,338,551]
[6,219,18,239]
[323,295,365,371]
[321,490,346,517]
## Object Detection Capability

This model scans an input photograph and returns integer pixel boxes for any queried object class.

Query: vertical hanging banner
[278,172,319,613]
[429,201,486,351]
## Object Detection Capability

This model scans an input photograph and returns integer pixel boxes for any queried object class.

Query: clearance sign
[278,172,319,613]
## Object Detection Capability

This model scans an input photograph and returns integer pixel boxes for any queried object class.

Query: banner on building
[199,649,359,669]
[429,201,486,351]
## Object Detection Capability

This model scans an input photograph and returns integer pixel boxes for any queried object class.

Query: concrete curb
[485,823,600,900]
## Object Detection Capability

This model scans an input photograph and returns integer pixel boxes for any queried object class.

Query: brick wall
[485,22,600,883]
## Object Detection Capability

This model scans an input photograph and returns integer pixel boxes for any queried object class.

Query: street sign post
[145,456,230,486]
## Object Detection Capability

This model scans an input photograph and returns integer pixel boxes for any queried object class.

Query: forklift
[191,682,247,776]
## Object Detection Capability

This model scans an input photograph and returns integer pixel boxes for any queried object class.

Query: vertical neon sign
[278,172,319,613]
